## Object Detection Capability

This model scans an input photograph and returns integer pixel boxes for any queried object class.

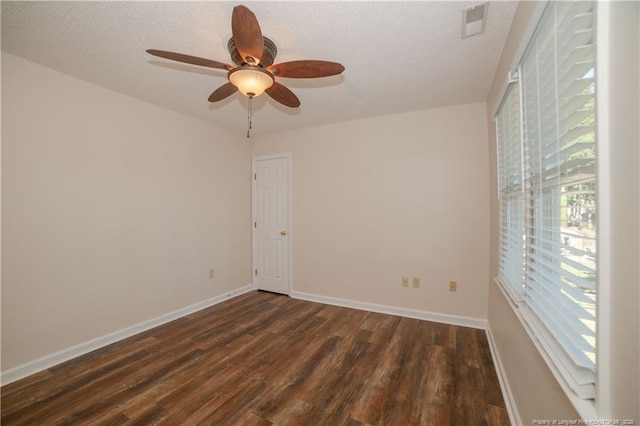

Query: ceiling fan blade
[231,6,264,65]
[208,82,238,102]
[146,49,232,70]
[268,60,345,78]
[265,82,300,108]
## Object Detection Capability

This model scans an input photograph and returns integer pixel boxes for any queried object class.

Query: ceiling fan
[146,5,345,110]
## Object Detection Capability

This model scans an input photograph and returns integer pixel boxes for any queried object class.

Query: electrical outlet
[449,281,457,292]
[412,277,420,288]
[401,277,409,287]
[209,269,215,279]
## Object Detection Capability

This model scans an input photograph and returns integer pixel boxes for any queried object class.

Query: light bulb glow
[228,67,274,97]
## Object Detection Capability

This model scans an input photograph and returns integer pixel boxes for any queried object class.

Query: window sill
[492,277,598,420]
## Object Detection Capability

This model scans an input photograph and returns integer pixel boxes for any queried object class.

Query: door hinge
[254,269,258,276]
[254,173,257,180]
[254,221,257,228]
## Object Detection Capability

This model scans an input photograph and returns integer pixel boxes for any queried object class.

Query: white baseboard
[291,290,487,329]
[0,284,253,386]
[485,324,521,426]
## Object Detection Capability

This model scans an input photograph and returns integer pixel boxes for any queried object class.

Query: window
[495,0,597,402]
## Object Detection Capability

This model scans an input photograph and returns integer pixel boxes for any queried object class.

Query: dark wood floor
[1,291,509,425]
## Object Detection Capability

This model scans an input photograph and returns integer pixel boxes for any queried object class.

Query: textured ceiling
[1,1,518,137]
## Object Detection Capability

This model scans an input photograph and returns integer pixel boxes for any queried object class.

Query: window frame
[492,0,601,418]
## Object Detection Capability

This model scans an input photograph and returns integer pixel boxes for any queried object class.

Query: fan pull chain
[246,95,254,138]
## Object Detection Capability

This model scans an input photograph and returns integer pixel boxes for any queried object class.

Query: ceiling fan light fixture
[228,67,274,98]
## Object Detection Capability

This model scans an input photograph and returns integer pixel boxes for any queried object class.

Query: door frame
[251,153,293,295]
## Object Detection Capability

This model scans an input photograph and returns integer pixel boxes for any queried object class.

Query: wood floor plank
[350,317,413,424]
[255,335,345,421]
[88,333,261,424]
[292,338,382,425]
[1,343,163,424]
[159,366,259,425]
[234,410,274,426]
[197,377,269,425]
[0,336,159,418]
[1,291,510,425]
[35,347,205,425]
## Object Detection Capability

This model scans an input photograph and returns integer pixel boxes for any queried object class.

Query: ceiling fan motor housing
[228,36,277,67]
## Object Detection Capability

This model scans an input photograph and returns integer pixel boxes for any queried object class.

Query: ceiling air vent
[462,2,489,38]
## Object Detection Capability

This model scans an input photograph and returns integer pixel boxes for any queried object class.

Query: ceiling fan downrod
[247,94,253,138]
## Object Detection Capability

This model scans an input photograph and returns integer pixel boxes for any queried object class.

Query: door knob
[280,230,288,236]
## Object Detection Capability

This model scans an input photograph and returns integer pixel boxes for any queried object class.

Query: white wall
[599,1,640,419]
[486,1,640,423]
[1,53,252,371]
[253,103,490,320]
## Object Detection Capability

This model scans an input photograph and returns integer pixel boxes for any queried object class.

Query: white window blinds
[495,0,597,400]
[496,81,526,303]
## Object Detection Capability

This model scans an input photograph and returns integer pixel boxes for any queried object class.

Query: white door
[253,155,291,295]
